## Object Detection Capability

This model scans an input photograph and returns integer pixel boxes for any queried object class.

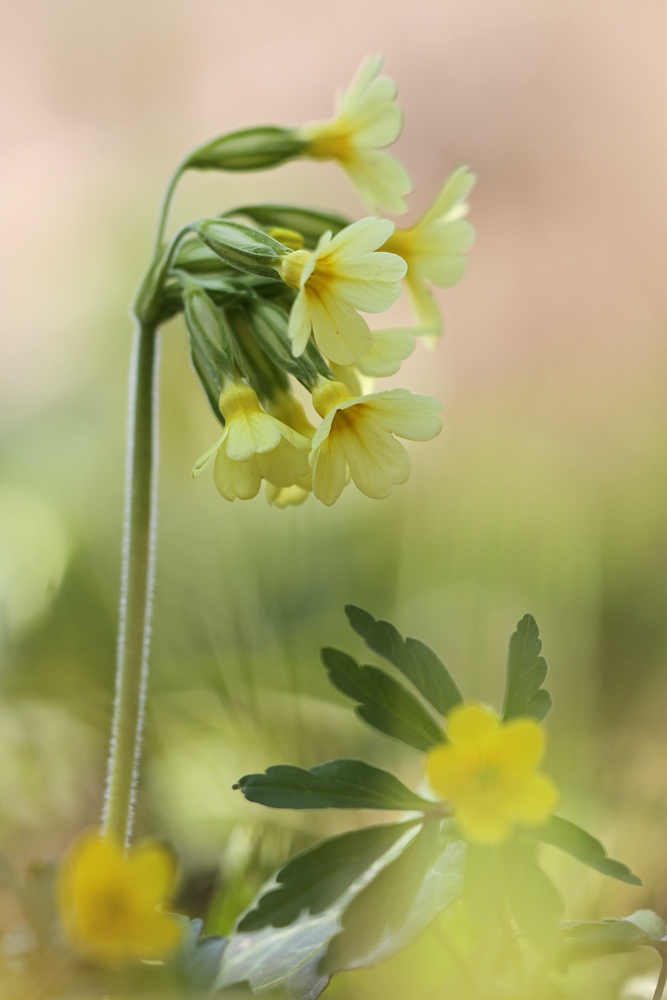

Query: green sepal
[233,758,432,811]
[344,606,463,717]
[185,126,308,172]
[195,219,289,279]
[244,298,329,388]
[237,820,420,932]
[180,274,235,381]
[229,203,351,249]
[322,647,444,752]
[532,815,642,885]
[502,614,552,721]
[174,235,235,275]
[225,305,290,402]
[190,341,224,425]
[322,821,465,973]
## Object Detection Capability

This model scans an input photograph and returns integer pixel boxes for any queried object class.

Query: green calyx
[185,126,308,173]
[195,219,291,278]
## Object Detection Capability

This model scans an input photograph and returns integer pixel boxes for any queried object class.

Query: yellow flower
[299,54,412,213]
[58,830,182,966]
[264,392,316,508]
[277,218,406,366]
[382,166,476,342]
[425,703,558,845]
[309,378,441,506]
[193,381,310,501]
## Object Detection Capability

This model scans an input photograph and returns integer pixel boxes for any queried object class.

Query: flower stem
[102,321,161,846]
[653,958,667,1000]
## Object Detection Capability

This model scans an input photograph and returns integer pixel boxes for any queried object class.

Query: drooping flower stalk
[101,320,160,846]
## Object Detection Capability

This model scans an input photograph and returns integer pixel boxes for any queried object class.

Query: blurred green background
[0,1,666,996]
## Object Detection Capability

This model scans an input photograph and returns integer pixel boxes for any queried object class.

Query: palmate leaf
[345,605,463,717]
[323,821,465,973]
[234,758,432,812]
[533,816,642,885]
[503,613,552,721]
[238,821,420,932]
[321,648,444,752]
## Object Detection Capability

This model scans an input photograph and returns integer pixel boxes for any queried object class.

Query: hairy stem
[102,321,160,846]
[652,958,667,1000]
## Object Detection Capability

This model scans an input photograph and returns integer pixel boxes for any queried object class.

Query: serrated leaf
[321,647,444,752]
[216,909,336,999]
[344,606,462,717]
[533,816,642,885]
[323,821,465,972]
[503,614,551,721]
[229,204,350,250]
[502,842,563,953]
[174,917,228,991]
[238,821,420,932]
[234,758,431,812]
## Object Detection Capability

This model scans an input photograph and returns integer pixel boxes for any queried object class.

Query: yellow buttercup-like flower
[193,381,310,501]
[309,378,441,506]
[382,166,476,342]
[277,217,406,366]
[299,54,412,214]
[58,830,182,966]
[426,702,558,845]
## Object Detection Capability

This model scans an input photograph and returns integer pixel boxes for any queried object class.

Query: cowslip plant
[220,610,642,999]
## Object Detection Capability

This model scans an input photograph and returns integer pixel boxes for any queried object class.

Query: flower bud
[229,204,350,250]
[195,219,290,278]
[185,127,308,172]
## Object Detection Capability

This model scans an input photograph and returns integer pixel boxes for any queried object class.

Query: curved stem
[152,160,188,257]
[102,321,161,846]
[653,957,667,1000]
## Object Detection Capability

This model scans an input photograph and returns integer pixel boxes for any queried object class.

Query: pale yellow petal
[340,414,411,498]
[213,451,262,501]
[510,773,559,826]
[309,291,372,365]
[288,291,312,358]
[344,150,412,214]
[363,389,442,440]
[225,412,283,461]
[497,718,546,771]
[324,216,395,259]
[405,271,442,332]
[356,328,416,378]
[311,432,348,506]
[126,842,176,908]
[420,167,476,226]
[257,438,310,488]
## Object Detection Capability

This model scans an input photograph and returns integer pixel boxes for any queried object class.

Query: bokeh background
[1,1,667,995]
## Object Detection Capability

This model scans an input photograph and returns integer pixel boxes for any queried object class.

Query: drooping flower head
[277,217,407,366]
[193,381,310,501]
[58,830,182,966]
[308,378,442,506]
[299,55,412,214]
[426,702,558,844]
[382,166,476,342]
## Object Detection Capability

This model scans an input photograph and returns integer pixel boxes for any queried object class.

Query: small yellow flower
[309,378,441,506]
[193,381,310,501]
[425,703,558,845]
[277,218,406,366]
[299,54,412,213]
[382,166,476,342]
[264,392,316,508]
[58,830,182,966]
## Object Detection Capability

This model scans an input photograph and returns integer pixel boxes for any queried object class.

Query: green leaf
[563,918,652,960]
[533,816,642,885]
[344,606,462,717]
[323,822,465,972]
[216,909,336,999]
[234,758,432,812]
[186,127,308,172]
[229,204,351,249]
[624,910,667,939]
[237,821,420,932]
[502,614,552,721]
[321,647,445,752]
[502,842,563,954]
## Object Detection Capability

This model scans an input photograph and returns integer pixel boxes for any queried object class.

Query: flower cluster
[152,55,476,508]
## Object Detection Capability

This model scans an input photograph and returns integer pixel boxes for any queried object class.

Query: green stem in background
[152,159,188,256]
[102,321,160,846]
[652,957,667,1000]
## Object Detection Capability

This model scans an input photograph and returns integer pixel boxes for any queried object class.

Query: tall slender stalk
[102,321,161,846]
